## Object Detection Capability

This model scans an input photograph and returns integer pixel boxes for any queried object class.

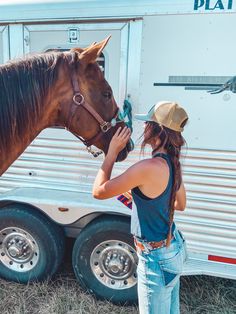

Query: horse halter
[66,68,124,157]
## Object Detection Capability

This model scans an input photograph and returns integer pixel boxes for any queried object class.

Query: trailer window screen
[45,48,105,74]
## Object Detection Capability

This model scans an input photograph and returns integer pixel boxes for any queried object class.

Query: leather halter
[65,67,123,156]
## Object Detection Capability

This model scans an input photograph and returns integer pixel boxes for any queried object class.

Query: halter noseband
[65,66,123,157]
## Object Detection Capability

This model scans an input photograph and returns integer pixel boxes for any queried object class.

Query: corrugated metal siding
[0,131,102,193]
[0,130,235,259]
[0,129,135,194]
[178,148,236,258]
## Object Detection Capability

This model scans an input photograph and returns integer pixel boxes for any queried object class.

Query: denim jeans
[136,228,187,314]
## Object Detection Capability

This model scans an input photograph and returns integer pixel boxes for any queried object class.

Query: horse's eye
[102,91,112,100]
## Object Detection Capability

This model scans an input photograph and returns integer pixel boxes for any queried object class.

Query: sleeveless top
[131,153,175,242]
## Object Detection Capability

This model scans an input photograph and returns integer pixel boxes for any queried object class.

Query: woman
[93,101,188,314]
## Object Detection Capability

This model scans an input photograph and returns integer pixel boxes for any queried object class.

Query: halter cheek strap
[65,61,123,157]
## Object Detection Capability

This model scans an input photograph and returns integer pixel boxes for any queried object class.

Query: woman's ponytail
[165,141,182,246]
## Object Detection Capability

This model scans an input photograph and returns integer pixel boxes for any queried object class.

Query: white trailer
[0,0,235,303]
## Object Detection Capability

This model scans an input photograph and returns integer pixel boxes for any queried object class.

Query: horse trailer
[0,0,235,303]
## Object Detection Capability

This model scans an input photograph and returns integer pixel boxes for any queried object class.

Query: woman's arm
[93,160,149,199]
[93,127,148,199]
[174,181,186,211]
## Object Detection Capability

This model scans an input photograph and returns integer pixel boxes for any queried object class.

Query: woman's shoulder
[128,157,169,190]
[131,156,168,172]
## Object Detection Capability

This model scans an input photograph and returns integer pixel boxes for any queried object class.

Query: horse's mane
[0,51,67,152]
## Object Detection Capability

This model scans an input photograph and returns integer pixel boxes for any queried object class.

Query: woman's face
[143,121,162,148]
[143,122,154,145]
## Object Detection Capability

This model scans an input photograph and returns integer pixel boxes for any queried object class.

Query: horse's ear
[70,47,84,53]
[79,36,111,64]
[70,41,97,54]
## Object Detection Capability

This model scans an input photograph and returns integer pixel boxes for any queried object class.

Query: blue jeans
[136,229,187,314]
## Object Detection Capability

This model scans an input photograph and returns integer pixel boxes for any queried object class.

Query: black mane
[0,52,66,152]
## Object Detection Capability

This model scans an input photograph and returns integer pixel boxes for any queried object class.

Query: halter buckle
[73,93,84,106]
[100,122,111,133]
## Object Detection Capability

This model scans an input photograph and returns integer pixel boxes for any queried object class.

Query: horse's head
[57,37,133,162]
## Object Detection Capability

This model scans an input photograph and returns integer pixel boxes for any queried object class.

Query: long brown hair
[141,120,187,246]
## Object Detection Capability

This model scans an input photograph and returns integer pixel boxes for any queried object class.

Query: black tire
[72,216,138,304]
[0,204,65,283]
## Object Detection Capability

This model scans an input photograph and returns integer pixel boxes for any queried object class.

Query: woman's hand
[107,126,131,158]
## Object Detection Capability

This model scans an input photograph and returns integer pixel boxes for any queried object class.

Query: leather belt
[134,236,173,252]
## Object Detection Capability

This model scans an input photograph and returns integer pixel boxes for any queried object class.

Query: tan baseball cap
[134,101,188,132]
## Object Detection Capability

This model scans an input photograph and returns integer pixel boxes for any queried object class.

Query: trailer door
[1,21,136,194]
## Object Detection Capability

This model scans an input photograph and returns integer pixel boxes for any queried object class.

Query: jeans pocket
[158,247,184,287]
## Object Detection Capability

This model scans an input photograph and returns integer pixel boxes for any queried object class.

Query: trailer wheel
[0,204,65,283]
[72,216,138,304]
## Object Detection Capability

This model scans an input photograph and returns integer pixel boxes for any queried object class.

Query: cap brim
[134,105,155,122]
[134,114,152,121]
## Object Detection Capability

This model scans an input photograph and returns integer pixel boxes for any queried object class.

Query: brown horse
[0,37,133,175]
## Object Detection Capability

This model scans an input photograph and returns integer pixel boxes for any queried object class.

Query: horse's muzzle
[116,138,134,162]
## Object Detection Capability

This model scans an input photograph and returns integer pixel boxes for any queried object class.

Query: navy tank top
[131,153,175,242]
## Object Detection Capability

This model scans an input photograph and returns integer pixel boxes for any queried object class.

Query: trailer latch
[68,28,79,44]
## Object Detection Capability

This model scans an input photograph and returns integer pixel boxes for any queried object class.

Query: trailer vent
[154,76,232,90]
[169,76,232,84]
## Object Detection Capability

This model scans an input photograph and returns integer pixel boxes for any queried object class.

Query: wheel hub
[90,240,138,290]
[0,227,39,272]
[7,236,32,259]
[103,249,131,277]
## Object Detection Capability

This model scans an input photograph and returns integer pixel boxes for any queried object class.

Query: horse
[0,37,133,175]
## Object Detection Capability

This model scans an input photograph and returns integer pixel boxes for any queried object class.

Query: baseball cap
[134,101,188,132]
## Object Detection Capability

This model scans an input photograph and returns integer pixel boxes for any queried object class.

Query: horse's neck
[0,124,44,176]
[0,61,71,176]
[0,95,60,176]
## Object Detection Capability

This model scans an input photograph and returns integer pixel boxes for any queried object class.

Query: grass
[0,240,235,314]
[0,275,235,314]
[180,275,236,314]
